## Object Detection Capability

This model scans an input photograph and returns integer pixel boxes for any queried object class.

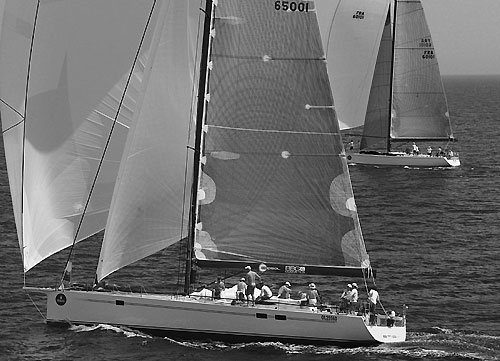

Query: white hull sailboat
[1,0,405,346]
[333,0,460,167]
[347,152,460,168]
[33,287,405,345]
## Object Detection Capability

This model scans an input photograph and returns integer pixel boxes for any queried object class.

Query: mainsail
[194,1,370,274]
[316,0,390,130]
[0,0,159,271]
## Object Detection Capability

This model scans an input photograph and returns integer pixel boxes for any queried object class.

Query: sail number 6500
[275,1,310,12]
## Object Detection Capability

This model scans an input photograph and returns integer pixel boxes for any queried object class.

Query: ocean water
[1,75,500,360]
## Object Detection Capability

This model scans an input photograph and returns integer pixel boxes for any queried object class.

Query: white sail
[316,0,390,130]
[196,0,370,272]
[0,0,158,271]
[391,0,453,140]
[97,0,194,280]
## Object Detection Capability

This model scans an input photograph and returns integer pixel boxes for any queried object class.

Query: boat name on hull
[321,314,338,322]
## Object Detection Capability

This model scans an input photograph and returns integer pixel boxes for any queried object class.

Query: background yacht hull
[35,288,406,346]
[347,153,460,167]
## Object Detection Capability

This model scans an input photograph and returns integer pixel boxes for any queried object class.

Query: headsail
[0,0,158,271]
[195,1,370,275]
[316,0,390,130]
[360,12,393,151]
[97,0,195,281]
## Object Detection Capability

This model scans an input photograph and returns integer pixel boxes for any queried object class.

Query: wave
[65,323,500,360]
[158,339,494,360]
[68,323,151,339]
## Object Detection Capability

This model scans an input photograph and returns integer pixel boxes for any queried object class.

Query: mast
[185,0,213,294]
[386,0,397,153]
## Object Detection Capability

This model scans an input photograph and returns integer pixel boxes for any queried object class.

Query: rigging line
[0,98,25,132]
[1,118,24,135]
[324,0,341,57]
[24,289,46,321]
[60,0,158,286]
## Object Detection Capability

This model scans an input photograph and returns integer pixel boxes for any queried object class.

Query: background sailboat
[1,0,405,345]
[342,0,460,167]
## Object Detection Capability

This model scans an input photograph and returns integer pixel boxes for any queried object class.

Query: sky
[420,0,500,75]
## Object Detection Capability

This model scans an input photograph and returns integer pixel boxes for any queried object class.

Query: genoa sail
[0,0,159,271]
[194,1,370,275]
[97,0,194,280]
[316,0,390,130]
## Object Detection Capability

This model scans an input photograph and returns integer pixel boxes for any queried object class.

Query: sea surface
[1,75,500,360]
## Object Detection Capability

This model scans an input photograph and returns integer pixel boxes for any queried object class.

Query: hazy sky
[421,0,500,75]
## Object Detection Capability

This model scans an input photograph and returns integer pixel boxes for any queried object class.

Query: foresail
[0,0,158,271]
[316,0,390,130]
[196,1,370,273]
[360,11,393,151]
[97,0,194,281]
[391,0,453,140]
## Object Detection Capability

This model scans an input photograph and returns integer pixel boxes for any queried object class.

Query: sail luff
[360,10,393,151]
[185,0,215,294]
[387,0,397,152]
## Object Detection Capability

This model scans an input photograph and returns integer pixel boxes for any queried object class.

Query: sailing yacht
[334,0,460,167]
[1,0,406,345]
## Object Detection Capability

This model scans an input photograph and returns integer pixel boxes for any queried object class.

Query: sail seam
[92,110,130,129]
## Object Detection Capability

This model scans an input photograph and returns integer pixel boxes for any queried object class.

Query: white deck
[28,287,406,346]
